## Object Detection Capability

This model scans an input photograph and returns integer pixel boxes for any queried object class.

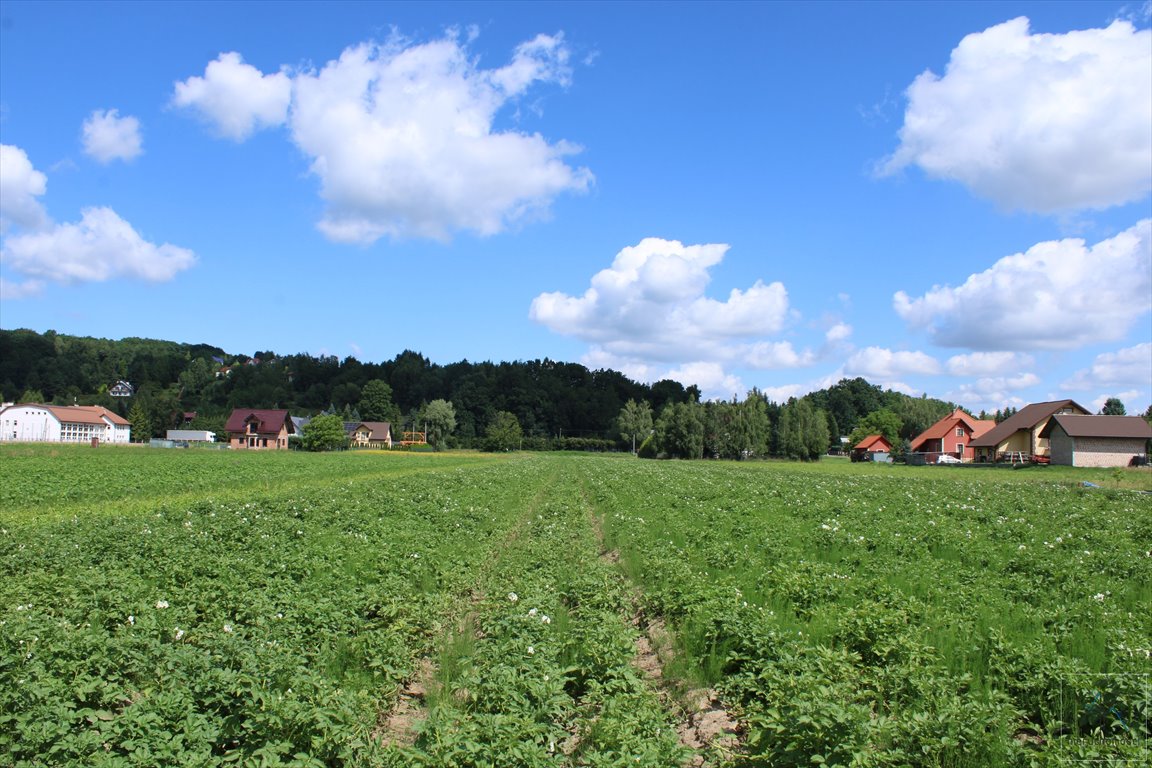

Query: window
[955,427,964,437]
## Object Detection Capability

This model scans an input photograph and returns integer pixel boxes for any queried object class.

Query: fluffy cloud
[843,346,942,379]
[946,351,1033,377]
[531,238,793,361]
[172,52,291,141]
[883,17,1151,213]
[2,207,195,285]
[0,144,49,233]
[82,109,143,163]
[531,238,812,399]
[1062,343,1152,390]
[894,220,1152,350]
[947,373,1042,411]
[825,322,852,343]
[174,33,591,243]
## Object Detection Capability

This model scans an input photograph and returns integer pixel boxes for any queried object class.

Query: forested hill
[0,328,959,451]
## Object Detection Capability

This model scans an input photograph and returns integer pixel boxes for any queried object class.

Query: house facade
[350,421,393,449]
[225,409,294,449]
[910,408,996,462]
[852,434,892,462]
[0,403,132,444]
[1039,415,1152,468]
[969,399,1089,462]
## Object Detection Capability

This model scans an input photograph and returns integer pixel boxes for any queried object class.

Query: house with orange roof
[0,403,131,444]
[909,408,996,463]
[851,434,892,462]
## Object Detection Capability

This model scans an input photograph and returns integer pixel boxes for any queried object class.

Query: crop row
[581,458,1151,766]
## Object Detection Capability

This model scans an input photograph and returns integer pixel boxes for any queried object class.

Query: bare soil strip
[580,481,742,766]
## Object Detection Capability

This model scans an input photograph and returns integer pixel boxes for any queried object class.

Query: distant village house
[0,403,131,444]
[225,408,294,450]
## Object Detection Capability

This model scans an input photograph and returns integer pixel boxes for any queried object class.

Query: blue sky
[1,0,1149,414]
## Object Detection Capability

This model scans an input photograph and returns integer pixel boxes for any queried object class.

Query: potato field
[1,445,1149,767]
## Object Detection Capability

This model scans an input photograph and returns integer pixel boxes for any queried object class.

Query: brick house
[1038,414,1152,467]
[909,408,996,462]
[225,409,294,450]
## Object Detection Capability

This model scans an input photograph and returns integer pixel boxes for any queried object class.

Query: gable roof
[854,434,891,451]
[359,421,391,440]
[225,409,294,435]
[48,405,130,427]
[910,408,996,449]
[1039,414,1152,440]
[970,399,1089,448]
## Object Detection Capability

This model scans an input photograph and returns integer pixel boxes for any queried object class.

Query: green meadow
[2,444,1149,766]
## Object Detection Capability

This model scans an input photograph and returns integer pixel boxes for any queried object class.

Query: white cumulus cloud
[947,373,1042,412]
[0,144,49,233]
[2,207,196,285]
[883,17,1152,213]
[531,237,812,399]
[175,33,591,243]
[844,346,942,379]
[172,51,292,141]
[1063,343,1152,390]
[530,238,793,362]
[894,220,1152,350]
[82,109,143,163]
[946,351,1034,377]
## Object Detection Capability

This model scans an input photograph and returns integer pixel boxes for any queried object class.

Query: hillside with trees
[0,328,963,458]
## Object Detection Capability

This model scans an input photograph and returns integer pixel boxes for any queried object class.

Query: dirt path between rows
[580,480,742,766]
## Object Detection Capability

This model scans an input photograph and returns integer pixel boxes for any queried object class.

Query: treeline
[0,328,960,457]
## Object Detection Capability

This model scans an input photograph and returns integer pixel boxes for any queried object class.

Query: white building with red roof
[0,403,132,444]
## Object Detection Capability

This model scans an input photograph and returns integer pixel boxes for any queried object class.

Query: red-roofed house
[225,409,294,450]
[851,434,892,462]
[0,403,131,444]
[910,408,996,463]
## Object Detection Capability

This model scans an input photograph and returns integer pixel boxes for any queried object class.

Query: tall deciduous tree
[301,413,347,451]
[486,411,523,451]
[617,399,653,454]
[358,379,400,423]
[654,401,704,459]
[848,408,903,448]
[420,399,457,449]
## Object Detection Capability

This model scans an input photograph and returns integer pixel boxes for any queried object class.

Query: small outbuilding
[1038,415,1152,468]
[852,434,892,462]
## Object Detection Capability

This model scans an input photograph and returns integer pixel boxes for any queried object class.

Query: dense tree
[358,379,400,423]
[777,398,829,461]
[1100,397,1126,416]
[617,399,654,454]
[848,408,903,448]
[420,399,457,449]
[486,411,523,451]
[126,402,150,442]
[654,402,704,459]
[301,414,347,451]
